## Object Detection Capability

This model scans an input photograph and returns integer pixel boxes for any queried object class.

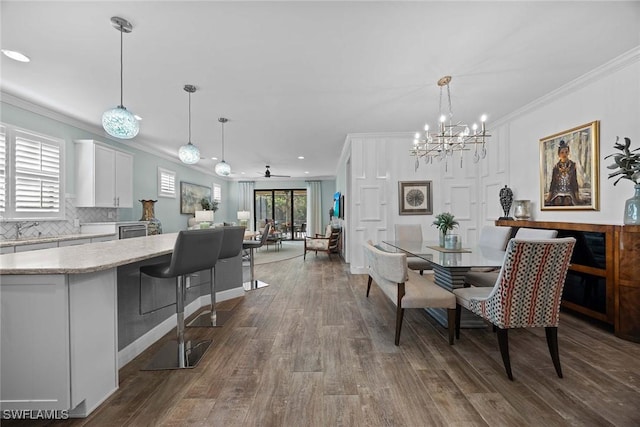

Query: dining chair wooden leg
[395,306,404,346]
[546,327,563,378]
[455,304,462,340]
[497,328,514,380]
[447,309,455,345]
[366,276,373,297]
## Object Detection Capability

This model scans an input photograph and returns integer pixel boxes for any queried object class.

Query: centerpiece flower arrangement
[605,136,640,224]
[432,212,458,246]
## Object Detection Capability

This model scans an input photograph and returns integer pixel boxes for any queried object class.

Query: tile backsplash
[0,196,117,240]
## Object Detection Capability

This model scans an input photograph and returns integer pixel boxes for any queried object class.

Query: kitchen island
[0,232,243,417]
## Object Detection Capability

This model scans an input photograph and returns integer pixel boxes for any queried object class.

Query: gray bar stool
[189,226,245,327]
[242,223,271,291]
[140,228,223,370]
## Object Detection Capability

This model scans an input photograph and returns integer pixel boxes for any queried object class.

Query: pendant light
[102,16,139,139]
[178,85,200,164]
[214,117,231,176]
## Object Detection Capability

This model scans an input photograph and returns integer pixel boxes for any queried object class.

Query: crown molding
[0,91,223,179]
[491,45,640,128]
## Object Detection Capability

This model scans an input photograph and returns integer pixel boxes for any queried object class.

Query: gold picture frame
[540,121,599,211]
[398,181,433,215]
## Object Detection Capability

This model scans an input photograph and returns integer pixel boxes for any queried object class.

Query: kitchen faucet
[15,221,39,239]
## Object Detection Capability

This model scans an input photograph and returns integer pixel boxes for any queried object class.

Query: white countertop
[0,233,178,275]
[79,221,148,226]
[0,232,116,248]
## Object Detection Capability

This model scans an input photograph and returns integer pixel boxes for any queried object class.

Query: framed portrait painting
[398,181,433,215]
[540,121,599,211]
[180,181,212,214]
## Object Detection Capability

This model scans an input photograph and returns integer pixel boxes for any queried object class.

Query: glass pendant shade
[103,17,139,140]
[102,106,139,139]
[178,142,200,164]
[215,117,231,176]
[215,160,231,176]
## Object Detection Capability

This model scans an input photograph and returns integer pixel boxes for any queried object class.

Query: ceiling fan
[261,165,290,178]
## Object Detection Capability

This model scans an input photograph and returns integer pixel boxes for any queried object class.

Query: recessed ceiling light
[211,156,218,160]
[241,172,245,175]
[134,115,143,121]
[2,49,30,62]
[304,171,309,174]
[298,156,304,160]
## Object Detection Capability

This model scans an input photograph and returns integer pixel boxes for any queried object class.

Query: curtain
[238,181,255,230]
[306,180,322,237]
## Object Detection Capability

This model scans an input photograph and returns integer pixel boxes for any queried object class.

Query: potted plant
[432,212,458,247]
[605,136,640,224]
[200,198,219,212]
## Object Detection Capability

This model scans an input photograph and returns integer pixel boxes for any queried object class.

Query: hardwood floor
[11,256,640,426]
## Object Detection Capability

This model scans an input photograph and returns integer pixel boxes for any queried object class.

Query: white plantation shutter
[0,126,6,212]
[14,131,61,212]
[213,183,221,202]
[158,167,176,198]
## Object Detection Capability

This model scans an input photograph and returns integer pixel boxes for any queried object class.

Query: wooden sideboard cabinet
[496,219,639,343]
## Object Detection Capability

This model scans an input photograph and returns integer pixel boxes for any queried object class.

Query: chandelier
[410,75,490,170]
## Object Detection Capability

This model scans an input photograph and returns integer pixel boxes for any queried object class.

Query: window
[158,167,176,198]
[0,123,64,220]
[213,183,221,202]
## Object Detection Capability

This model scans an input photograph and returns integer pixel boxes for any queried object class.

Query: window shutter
[0,126,6,212]
[213,183,222,202]
[158,167,176,198]
[14,131,61,212]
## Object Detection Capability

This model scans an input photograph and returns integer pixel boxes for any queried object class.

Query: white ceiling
[1,1,639,180]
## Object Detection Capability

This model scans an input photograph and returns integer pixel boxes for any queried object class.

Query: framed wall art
[398,181,433,215]
[539,121,599,211]
[180,181,212,214]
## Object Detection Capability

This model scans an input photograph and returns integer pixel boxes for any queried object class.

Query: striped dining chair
[453,237,576,380]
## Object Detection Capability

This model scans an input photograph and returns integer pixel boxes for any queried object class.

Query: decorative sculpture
[499,185,514,220]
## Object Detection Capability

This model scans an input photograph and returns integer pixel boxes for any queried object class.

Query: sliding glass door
[254,189,307,240]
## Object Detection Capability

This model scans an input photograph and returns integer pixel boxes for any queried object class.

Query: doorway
[254,189,307,240]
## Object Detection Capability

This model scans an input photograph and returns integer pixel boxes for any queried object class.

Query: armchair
[453,237,576,380]
[304,224,341,260]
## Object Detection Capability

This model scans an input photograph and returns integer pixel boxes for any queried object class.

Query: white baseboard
[117,286,244,368]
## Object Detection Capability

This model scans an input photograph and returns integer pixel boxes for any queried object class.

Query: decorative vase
[139,199,162,235]
[444,234,460,250]
[499,185,514,220]
[439,230,446,247]
[624,184,640,225]
[513,200,531,220]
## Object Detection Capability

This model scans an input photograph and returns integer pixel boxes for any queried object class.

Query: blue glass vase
[624,184,640,225]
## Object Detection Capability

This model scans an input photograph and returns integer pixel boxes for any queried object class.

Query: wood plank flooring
[9,256,640,426]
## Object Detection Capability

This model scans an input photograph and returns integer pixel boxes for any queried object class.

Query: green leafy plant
[432,212,458,233]
[200,198,219,212]
[605,137,640,185]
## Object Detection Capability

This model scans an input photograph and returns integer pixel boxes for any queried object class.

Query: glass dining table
[381,240,506,328]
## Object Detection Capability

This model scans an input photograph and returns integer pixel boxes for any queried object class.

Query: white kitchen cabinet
[75,140,133,208]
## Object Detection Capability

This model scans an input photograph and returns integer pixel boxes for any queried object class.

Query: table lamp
[195,210,214,228]
[237,210,250,228]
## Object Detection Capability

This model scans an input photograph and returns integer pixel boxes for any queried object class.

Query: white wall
[343,47,640,273]
[499,47,639,225]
